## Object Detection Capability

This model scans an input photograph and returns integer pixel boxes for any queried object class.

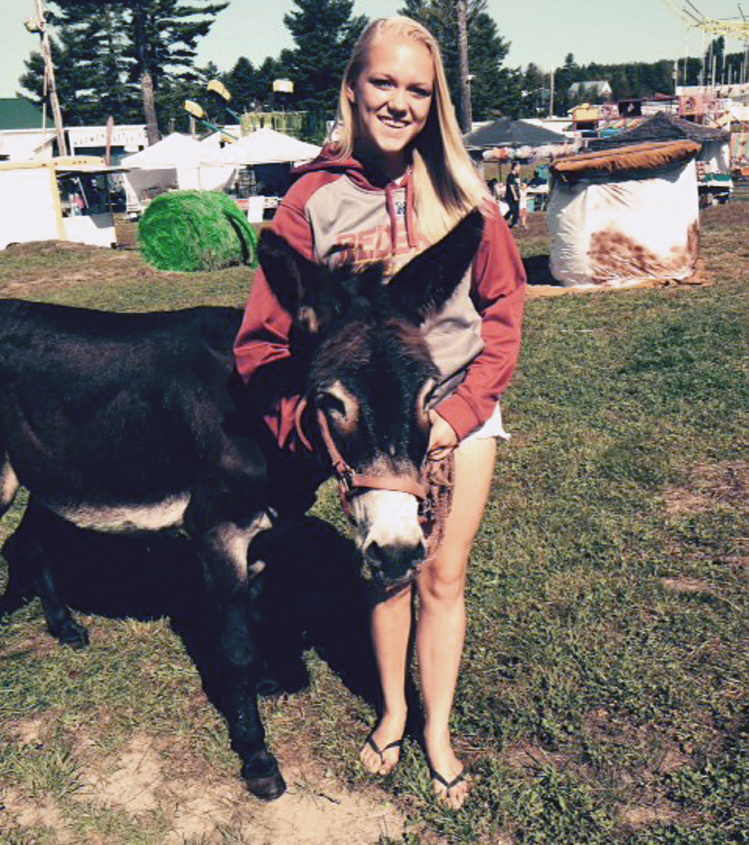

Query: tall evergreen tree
[282,0,367,113]
[20,3,134,125]
[19,0,228,128]
[520,62,548,117]
[226,57,262,113]
[398,0,517,121]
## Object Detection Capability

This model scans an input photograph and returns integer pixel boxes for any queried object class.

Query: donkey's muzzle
[363,536,427,584]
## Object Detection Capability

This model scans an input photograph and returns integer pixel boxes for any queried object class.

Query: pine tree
[282,0,368,113]
[227,57,262,113]
[20,3,134,125]
[398,0,515,121]
[19,0,228,128]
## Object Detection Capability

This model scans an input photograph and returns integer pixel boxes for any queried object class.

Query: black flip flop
[365,733,403,772]
[429,764,468,802]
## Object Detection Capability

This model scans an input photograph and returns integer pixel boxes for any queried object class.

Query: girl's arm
[433,208,526,441]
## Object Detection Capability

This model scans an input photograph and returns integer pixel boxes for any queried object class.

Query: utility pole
[29,0,68,156]
[141,72,160,146]
[455,0,472,132]
[549,67,555,117]
[131,2,161,145]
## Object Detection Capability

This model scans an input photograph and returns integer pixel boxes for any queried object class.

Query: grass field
[0,206,747,844]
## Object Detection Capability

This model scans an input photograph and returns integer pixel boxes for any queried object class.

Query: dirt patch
[665,461,748,517]
[8,711,62,748]
[2,729,405,845]
[77,734,162,813]
[660,576,715,594]
[502,738,572,772]
[1,789,74,843]
[619,802,682,829]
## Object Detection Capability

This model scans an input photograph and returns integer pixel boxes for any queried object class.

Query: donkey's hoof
[242,752,286,801]
[51,620,90,649]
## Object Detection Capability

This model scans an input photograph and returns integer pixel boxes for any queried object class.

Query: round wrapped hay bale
[139,190,258,272]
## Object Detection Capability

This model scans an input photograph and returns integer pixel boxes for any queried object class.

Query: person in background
[504,160,521,228]
[519,178,529,229]
[233,15,525,810]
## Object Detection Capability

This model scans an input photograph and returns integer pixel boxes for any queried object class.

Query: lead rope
[419,451,455,565]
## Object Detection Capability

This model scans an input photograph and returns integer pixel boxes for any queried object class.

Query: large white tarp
[121,133,237,211]
[548,159,700,287]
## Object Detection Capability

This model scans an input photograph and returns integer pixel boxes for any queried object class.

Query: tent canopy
[464,118,567,149]
[121,132,236,210]
[122,133,202,168]
[221,128,321,165]
[121,132,228,169]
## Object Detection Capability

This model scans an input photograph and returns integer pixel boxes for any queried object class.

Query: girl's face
[346,35,435,176]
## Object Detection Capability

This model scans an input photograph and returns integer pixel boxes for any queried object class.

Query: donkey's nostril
[364,539,387,568]
[364,538,426,574]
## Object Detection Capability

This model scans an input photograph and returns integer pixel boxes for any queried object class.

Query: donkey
[0,209,484,800]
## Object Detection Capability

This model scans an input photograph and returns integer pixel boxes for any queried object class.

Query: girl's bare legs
[417,435,496,809]
[360,435,497,803]
[359,585,412,775]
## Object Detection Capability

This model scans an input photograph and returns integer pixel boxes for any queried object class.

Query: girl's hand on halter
[427,410,458,461]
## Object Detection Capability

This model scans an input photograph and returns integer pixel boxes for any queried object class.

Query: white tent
[121,132,237,212]
[548,141,701,288]
[220,128,321,165]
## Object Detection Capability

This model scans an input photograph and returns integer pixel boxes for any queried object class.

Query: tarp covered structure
[121,133,236,211]
[548,140,701,287]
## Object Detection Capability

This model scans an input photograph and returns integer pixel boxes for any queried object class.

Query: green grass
[0,206,747,843]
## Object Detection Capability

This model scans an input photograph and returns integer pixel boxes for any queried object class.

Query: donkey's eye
[318,392,347,418]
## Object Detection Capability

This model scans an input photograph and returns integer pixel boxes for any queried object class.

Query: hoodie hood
[293,145,418,252]
[294,145,385,189]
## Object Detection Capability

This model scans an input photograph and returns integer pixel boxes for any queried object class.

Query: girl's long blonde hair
[332,16,490,245]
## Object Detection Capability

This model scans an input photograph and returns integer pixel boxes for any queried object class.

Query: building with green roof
[0,98,45,131]
[0,98,55,161]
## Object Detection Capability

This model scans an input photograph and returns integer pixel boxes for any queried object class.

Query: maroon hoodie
[234,149,526,449]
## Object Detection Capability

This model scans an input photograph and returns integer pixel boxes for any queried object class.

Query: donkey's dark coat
[0,209,484,800]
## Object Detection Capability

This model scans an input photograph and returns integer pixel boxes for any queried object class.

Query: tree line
[18,0,744,140]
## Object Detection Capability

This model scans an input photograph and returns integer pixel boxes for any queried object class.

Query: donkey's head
[258,210,484,587]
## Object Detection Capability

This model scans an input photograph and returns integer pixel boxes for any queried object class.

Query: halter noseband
[294,397,428,513]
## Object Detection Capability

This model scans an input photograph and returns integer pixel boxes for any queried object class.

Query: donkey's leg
[193,512,284,800]
[184,430,285,799]
[10,500,89,647]
[185,436,283,798]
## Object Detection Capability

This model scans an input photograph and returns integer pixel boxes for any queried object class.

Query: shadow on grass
[523,254,563,287]
[0,508,386,724]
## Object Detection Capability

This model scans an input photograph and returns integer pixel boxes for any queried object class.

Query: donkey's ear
[257,229,324,333]
[387,209,485,323]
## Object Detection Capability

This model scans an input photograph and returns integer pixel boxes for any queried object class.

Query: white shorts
[463,403,510,442]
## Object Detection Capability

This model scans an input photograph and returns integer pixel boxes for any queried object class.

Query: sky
[2,0,747,99]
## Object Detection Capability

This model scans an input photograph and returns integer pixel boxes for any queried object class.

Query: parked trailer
[0,157,124,251]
